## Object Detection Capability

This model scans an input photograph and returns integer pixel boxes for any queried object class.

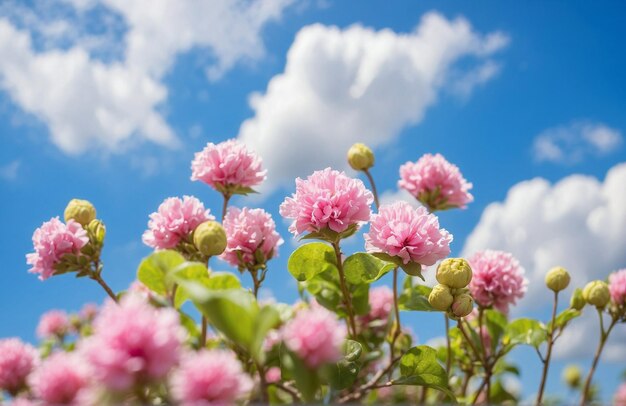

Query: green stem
[445,315,452,376]
[221,193,231,221]
[332,241,357,338]
[536,291,559,405]
[580,310,617,405]
[389,268,401,363]
[91,271,118,303]
[478,308,491,404]
[363,169,379,209]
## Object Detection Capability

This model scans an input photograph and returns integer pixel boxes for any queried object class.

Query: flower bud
[428,284,454,311]
[570,288,585,310]
[347,143,374,171]
[451,293,474,318]
[87,219,106,245]
[193,221,227,257]
[436,258,472,289]
[582,280,610,308]
[562,365,581,388]
[64,199,96,226]
[545,266,571,292]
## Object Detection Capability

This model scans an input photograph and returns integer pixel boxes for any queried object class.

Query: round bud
[193,221,227,257]
[64,199,96,226]
[87,219,106,245]
[428,284,454,311]
[582,280,610,308]
[570,288,585,310]
[562,365,581,388]
[451,293,474,318]
[347,143,375,171]
[545,266,571,292]
[436,258,473,289]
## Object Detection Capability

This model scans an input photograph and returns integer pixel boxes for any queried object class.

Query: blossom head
[64,199,96,226]
[347,143,375,171]
[364,201,452,266]
[0,338,38,395]
[362,286,394,324]
[37,310,70,339]
[582,280,610,308]
[545,266,571,292]
[280,168,373,238]
[26,217,89,280]
[609,269,626,307]
[142,196,214,250]
[29,352,91,404]
[468,250,527,313]
[428,284,454,311]
[81,294,184,391]
[193,221,227,257]
[170,350,252,405]
[436,258,472,289]
[614,382,626,406]
[450,293,474,318]
[282,306,346,368]
[191,139,266,195]
[220,207,283,268]
[398,153,473,211]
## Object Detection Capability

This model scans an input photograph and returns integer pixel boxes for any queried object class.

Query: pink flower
[609,269,626,306]
[0,338,38,394]
[170,350,252,405]
[398,153,473,211]
[280,168,373,237]
[26,217,89,280]
[79,303,98,321]
[220,207,283,268]
[614,382,626,406]
[364,201,452,266]
[142,196,214,250]
[282,306,346,368]
[265,367,281,384]
[37,310,70,339]
[29,352,91,404]
[81,295,184,391]
[468,250,528,313]
[191,139,266,194]
[363,286,394,323]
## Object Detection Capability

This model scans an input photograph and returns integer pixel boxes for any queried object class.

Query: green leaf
[343,253,396,284]
[505,318,547,348]
[351,282,370,316]
[281,350,320,402]
[323,359,359,390]
[490,379,517,403]
[206,272,242,290]
[344,340,363,362]
[137,250,186,295]
[400,262,424,280]
[250,305,281,362]
[399,281,435,312]
[394,345,456,401]
[484,310,508,349]
[287,243,337,282]
[549,308,581,332]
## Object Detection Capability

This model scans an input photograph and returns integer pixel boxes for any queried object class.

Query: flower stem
[363,169,379,209]
[580,309,617,405]
[478,308,491,404]
[332,241,357,339]
[445,315,452,375]
[536,291,559,405]
[389,268,401,363]
[91,272,118,303]
[221,193,231,221]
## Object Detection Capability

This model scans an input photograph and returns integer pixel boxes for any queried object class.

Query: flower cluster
[191,139,266,194]
[609,269,626,306]
[365,201,452,266]
[280,168,373,237]
[36,310,69,339]
[468,250,527,313]
[398,153,473,211]
[0,338,37,395]
[142,195,214,250]
[26,217,89,280]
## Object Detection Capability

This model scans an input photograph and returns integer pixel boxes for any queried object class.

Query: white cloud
[0,159,20,181]
[463,162,626,359]
[0,0,293,154]
[379,188,423,209]
[533,121,623,164]
[237,12,508,193]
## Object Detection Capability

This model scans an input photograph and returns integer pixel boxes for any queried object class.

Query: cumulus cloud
[238,12,508,193]
[463,162,626,359]
[379,188,422,209]
[533,121,623,164]
[0,0,293,154]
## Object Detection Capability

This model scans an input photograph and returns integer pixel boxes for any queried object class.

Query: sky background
[1,0,625,402]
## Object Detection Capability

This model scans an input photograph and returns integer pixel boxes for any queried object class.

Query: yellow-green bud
[562,365,581,388]
[193,221,227,257]
[64,199,96,226]
[570,288,585,310]
[436,258,473,289]
[428,284,454,311]
[347,143,374,171]
[87,219,106,245]
[582,280,610,308]
[545,266,571,292]
[451,293,474,318]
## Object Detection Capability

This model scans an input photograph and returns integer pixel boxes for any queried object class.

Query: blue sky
[1,0,625,401]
